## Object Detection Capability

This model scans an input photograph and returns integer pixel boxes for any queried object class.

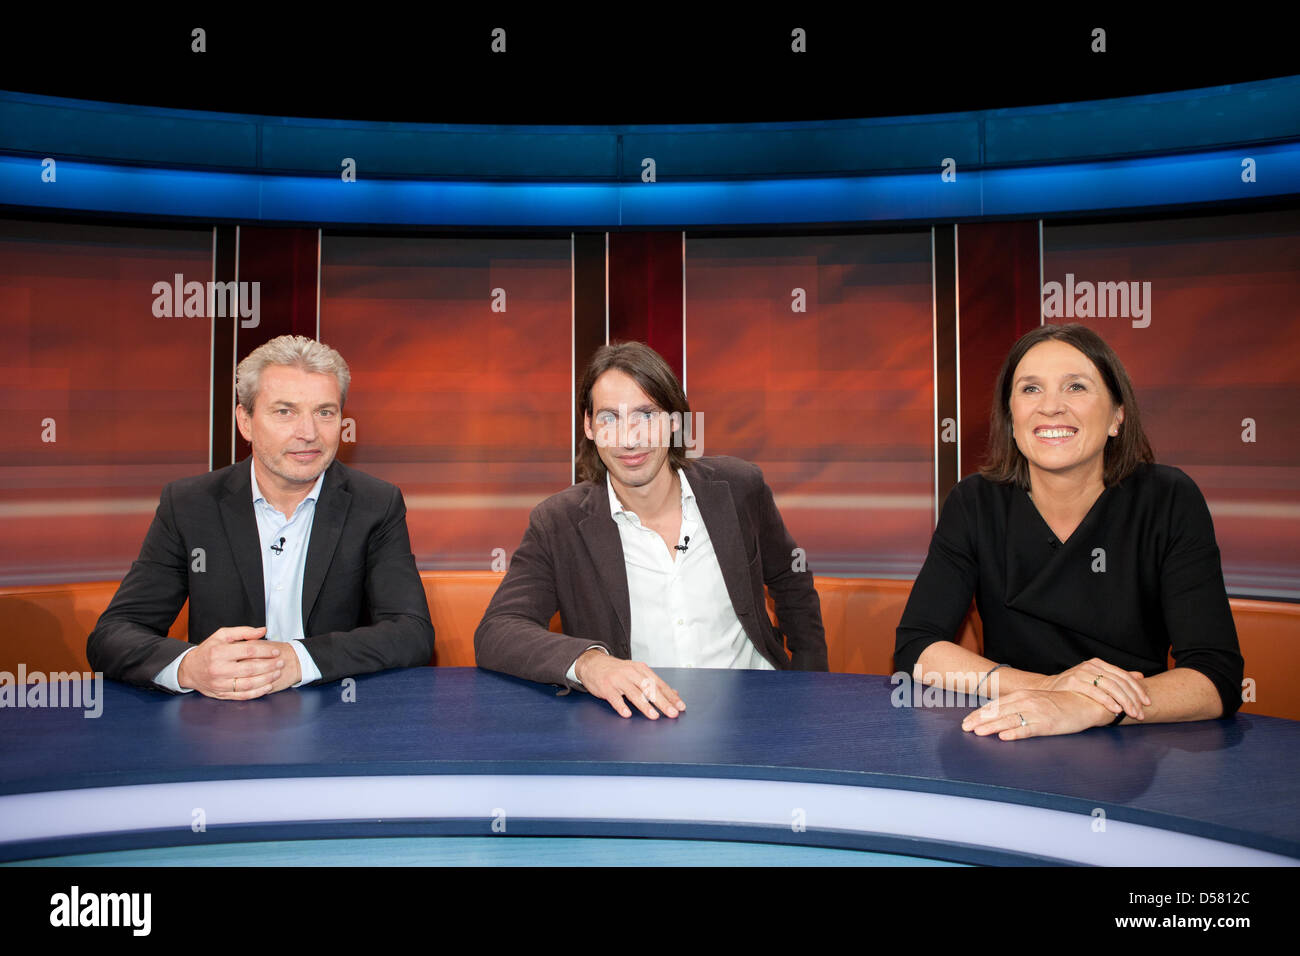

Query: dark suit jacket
[87,457,435,690]
[475,455,827,689]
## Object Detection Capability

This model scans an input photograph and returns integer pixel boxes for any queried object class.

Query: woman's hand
[1035,657,1150,721]
[961,689,1116,740]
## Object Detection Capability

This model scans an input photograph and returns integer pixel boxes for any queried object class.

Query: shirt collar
[607,467,692,519]
[250,461,326,512]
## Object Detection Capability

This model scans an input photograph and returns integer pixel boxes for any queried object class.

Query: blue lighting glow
[1,143,1296,228]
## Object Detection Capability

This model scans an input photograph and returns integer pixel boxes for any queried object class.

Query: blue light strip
[2,141,1296,228]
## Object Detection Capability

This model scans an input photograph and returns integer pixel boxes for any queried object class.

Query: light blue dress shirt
[153,466,324,692]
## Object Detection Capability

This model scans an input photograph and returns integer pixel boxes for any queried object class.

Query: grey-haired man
[88,335,434,697]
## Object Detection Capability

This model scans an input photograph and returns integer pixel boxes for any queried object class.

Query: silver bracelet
[976,663,1004,697]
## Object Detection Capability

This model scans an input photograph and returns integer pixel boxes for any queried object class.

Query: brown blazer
[475,455,827,689]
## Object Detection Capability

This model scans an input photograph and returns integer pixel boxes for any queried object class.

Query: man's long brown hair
[575,342,692,484]
[980,323,1154,488]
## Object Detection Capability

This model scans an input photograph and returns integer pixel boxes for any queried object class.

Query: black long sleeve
[895,463,1244,718]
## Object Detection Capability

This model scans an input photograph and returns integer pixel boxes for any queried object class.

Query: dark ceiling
[1,12,1293,126]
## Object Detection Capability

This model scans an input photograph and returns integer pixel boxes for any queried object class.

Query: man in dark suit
[87,335,434,698]
[475,342,826,719]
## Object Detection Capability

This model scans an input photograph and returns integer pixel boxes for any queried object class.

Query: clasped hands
[176,626,302,700]
[961,657,1151,741]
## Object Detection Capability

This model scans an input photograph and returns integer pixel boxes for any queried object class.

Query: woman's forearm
[912,641,1047,698]
[914,643,1224,725]
[1112,667,1222,725]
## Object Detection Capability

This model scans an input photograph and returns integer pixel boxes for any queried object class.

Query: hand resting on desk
[918,642,1221,741]
[574,649,685,720]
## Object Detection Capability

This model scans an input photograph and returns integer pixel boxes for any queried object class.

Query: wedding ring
[1018,713,1027,727]
[232,677,238,693]
[1093,674,1104,686]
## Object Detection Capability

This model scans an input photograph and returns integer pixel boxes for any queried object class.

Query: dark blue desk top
[3,667,1297,858]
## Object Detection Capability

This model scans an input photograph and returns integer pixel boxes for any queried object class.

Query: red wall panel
[232,226,320,461]
[1043,209,1300,597]
[319,235,572,569]
[685,232,935,575]
[957,220,1041,476]
[0,220,213,585]
[608,232,683,376]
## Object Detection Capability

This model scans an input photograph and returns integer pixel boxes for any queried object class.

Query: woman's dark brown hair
[576,341,692,484]
[980,323,1154,488]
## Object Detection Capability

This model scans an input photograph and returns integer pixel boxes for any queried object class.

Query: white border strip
[1,775,1291,867]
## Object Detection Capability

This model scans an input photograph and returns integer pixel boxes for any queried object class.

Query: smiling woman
[982,325,1153,494]
[894,324,1243,741]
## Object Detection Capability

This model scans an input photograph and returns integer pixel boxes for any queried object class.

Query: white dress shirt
[153,466,324,692]
[566,467,774,685]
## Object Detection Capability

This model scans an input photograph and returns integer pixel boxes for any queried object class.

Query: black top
[895,463,1244,717]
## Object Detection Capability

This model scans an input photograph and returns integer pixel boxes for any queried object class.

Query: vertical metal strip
[315,228,323,341]
[681,231,688,393]
[954,225,962,478]
[1038,218,1045,326]
[931,226,939,525]
[571,233,577,487]
[209,227,216,472]
[232,225,241,464]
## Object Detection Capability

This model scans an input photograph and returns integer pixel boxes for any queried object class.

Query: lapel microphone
[270,537,285,555]
[674,535,690,553]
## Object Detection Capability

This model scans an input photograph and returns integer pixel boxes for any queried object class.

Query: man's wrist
[175,648,195,690]
[286,640,317,687]
[573,646,608,685]
[156,647,197,694]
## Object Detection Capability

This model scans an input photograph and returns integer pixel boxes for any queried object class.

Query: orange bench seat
[0,574,1295,720]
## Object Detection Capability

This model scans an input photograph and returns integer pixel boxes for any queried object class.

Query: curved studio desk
[1,668,1297,866]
